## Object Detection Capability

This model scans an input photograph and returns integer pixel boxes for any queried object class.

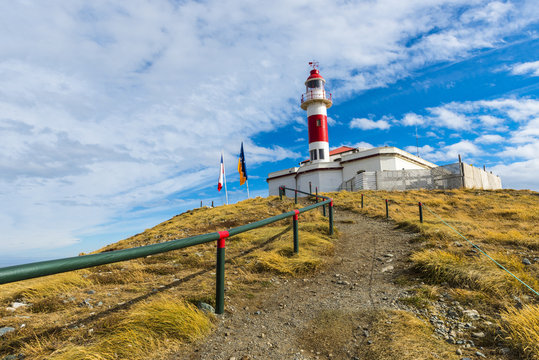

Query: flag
[238,142,248,185]
[218,153,225,191]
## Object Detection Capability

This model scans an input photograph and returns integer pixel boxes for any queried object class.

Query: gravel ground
[172,208,421,360]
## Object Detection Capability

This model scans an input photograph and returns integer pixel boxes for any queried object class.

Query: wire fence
[355,192,539,298]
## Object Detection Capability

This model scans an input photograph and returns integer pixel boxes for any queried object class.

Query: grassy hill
[0,196,334,359]
[0,189,538,359]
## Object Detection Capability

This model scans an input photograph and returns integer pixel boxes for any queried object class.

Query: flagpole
[246,180,250,199]
[223,152,229,205]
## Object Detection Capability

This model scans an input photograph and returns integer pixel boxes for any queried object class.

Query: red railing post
[216,231,229,315]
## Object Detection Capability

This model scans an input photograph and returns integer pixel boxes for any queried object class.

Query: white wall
[268,174,296,196]
[342,157,383,181]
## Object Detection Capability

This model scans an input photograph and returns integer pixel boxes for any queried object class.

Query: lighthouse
[301,62,332,164]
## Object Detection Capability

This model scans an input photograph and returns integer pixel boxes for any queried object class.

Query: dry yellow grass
[0,195,334,359]
[44,295,213,360]
[300,309,459,359]
[328,188,539,358]
[502,305,539,359]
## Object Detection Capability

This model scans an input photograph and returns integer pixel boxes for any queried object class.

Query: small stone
[461,358,472,360]
[11,302,27,309]
[454,241,463,247]
[383,253,394,257]
[472,331,485,338]
[522,258,532,265]
[462,309,480,320]
[456,348,462,355]
[254,310,261,315]
[197,302,215,314]
[86,290,96,294]
[381,265,394,273]
[0,327,15,337]
[229,357,236,360]
[475,351,486,358]
[259,333,265,338]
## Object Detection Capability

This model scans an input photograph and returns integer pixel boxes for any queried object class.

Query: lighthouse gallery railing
[301,90,332,104]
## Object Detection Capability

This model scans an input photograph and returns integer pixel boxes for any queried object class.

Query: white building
[267,145,437,196]
[267,64,501,195]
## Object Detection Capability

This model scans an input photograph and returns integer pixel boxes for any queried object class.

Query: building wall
[268,174,296,196]
[339,163,502,191]
[462,164,502,190]
[296,169,343,194]
[392,157,431,170]
[342,157,383,181]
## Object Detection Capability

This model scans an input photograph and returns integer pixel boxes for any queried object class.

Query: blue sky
[1,0,538,266]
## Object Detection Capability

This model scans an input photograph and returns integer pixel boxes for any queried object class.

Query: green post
[294,189,298,204]
[293,210,299,253]
[385,199,389,219]
[419,202,423,223]
[361,194,364,208]
[282,187,286,197]
[329,200,334,235]
[323,204,326,217]
[315,187,318,203]
[279,187,283,200]
[216,231,228,315]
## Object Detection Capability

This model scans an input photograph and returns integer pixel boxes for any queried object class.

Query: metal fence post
[216,231,229,315]
[295,189,298,204]
[385,199,389,219]
[315,187,318,203]
[419,202,423,223]
[329,200,334,235]
[293,210,299,253]
[279,187,283,200]
[361,194,364,208]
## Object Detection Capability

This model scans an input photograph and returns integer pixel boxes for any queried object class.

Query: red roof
[329,146,355,156]
[306,69,325,82]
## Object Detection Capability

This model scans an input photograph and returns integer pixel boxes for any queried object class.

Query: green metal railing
[0,187,333,314]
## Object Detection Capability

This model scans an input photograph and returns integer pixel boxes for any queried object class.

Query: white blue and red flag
[218,153,225,191]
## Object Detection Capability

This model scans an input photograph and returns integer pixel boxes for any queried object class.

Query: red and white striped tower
[301,62,332,164]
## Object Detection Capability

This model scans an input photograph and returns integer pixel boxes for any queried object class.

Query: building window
[310,150,317,161]
[316,119,321,126]
[319,149,325,160]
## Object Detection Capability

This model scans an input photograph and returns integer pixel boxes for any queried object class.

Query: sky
[1,0,538,266]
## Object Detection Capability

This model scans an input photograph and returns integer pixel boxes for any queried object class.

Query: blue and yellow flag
[238,142,248,185]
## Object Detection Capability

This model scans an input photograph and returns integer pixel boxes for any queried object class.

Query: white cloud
[476,134,504,144]
[510,61,539,77]
[428,107,471,130]
[0,0,538,256]
[327,116,337,126]
[350,117,391,130]
[402,113,425,126]
[420,140,480,163]
[478,115,504,126]
[491,159,539,190]
[353,142,375,150]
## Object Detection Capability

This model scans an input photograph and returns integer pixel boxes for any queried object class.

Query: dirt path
[172,208,421,360]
